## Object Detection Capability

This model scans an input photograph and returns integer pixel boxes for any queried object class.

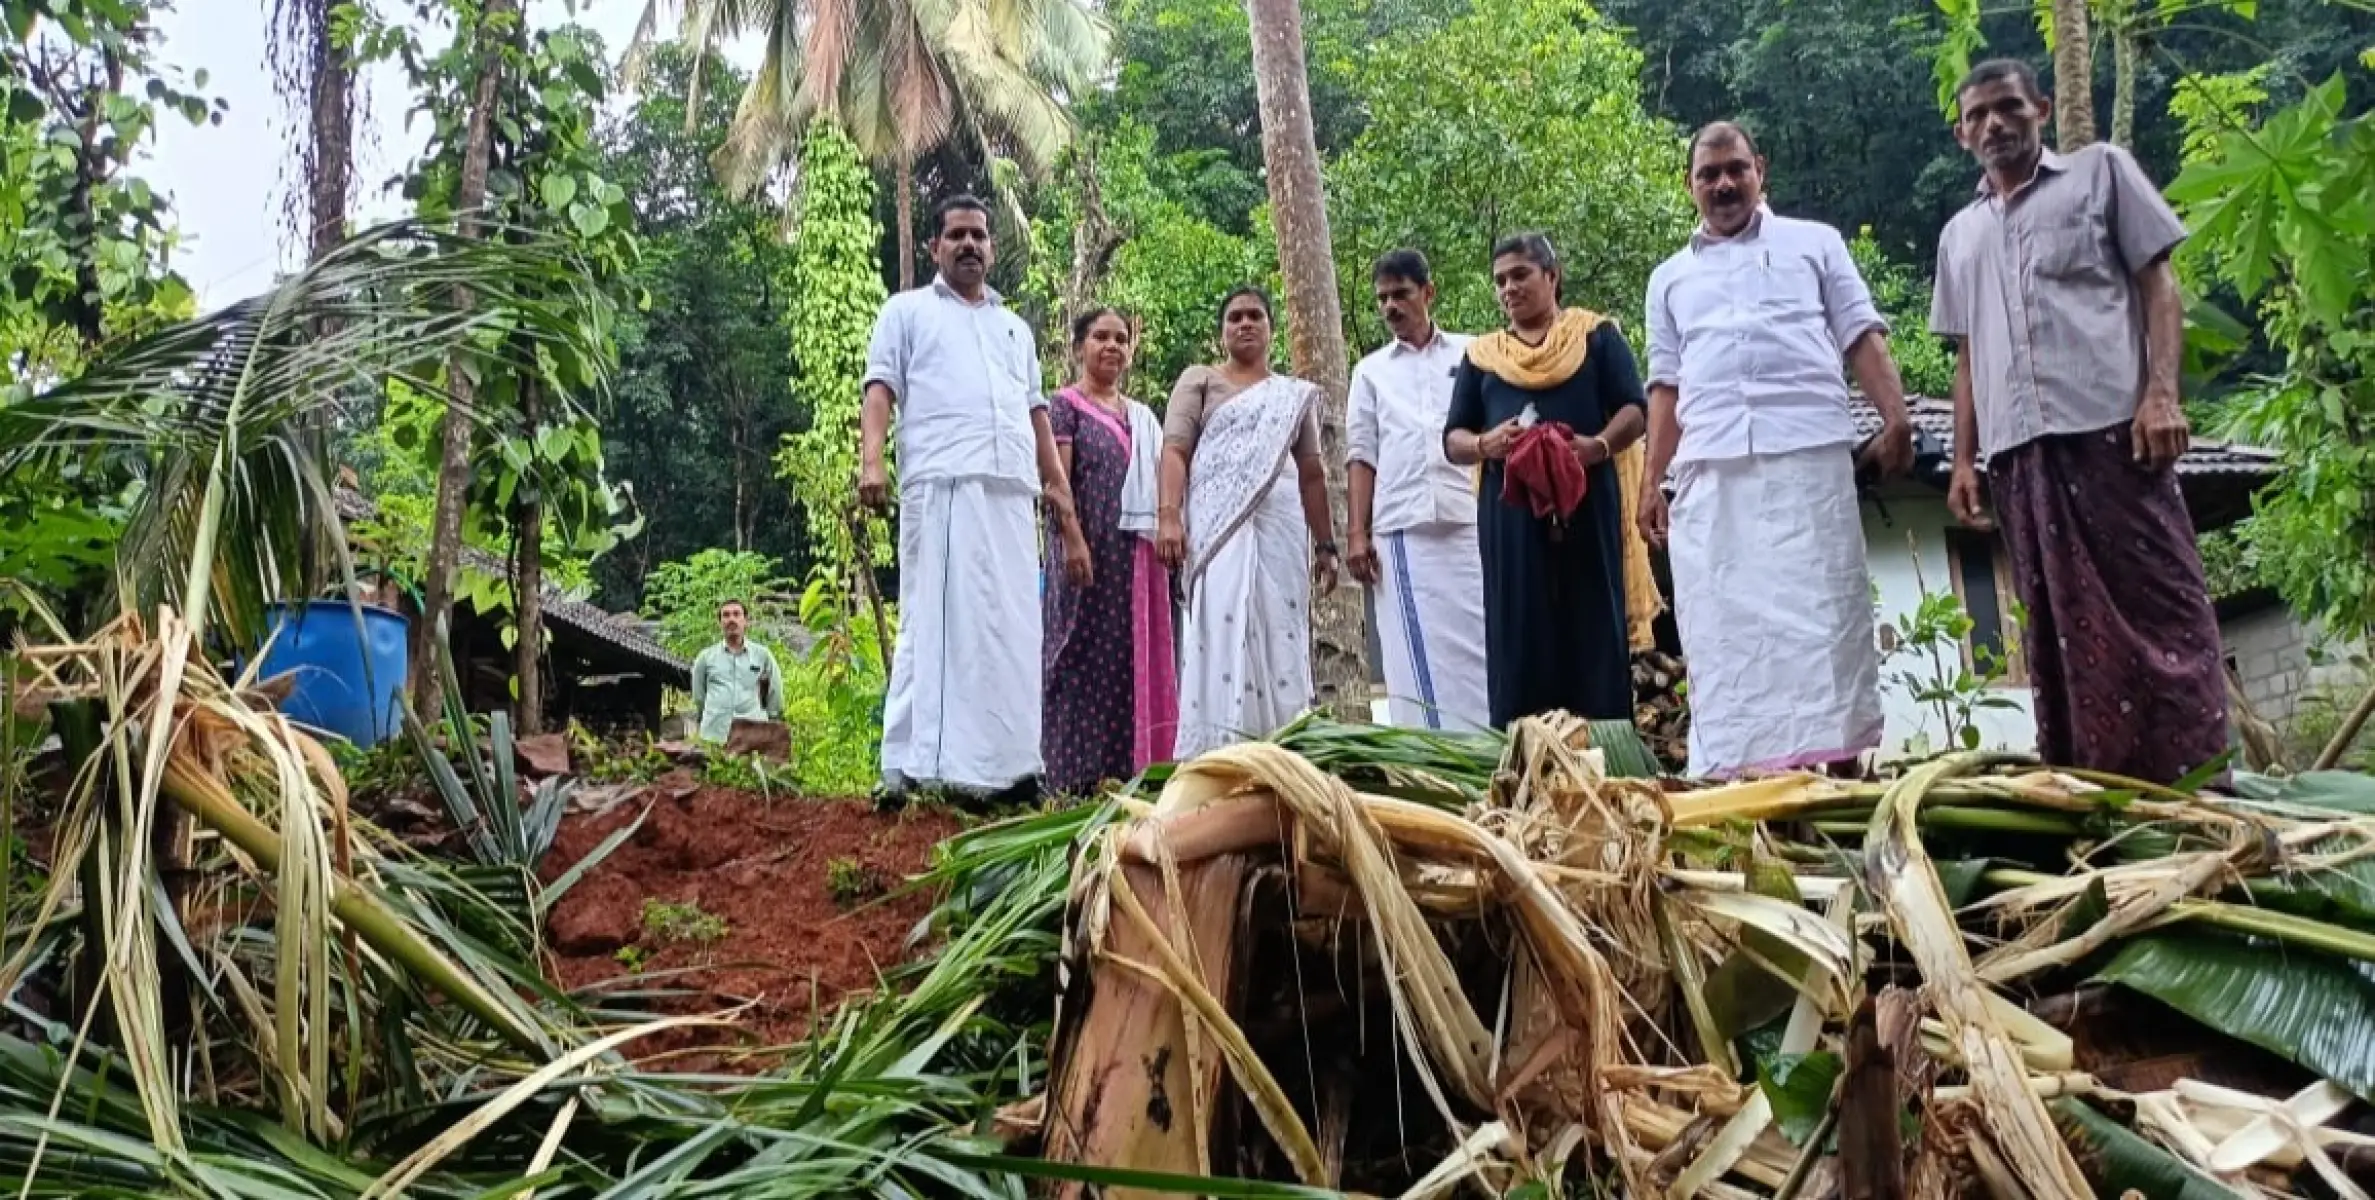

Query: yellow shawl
[1468,308,1665,653]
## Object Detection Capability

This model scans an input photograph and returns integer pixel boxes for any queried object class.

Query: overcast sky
[145,1,758,308]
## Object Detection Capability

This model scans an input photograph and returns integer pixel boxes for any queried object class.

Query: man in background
[1933,59,2227,784]
[1346,249,1490,732]
[691,599,782,743]
[1639,121,1915,777]
[859,194,1082,805]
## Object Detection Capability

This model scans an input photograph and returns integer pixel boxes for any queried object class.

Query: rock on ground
[547,873,640,954]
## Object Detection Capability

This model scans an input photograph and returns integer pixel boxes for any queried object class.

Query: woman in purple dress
[1043,308,1179,795]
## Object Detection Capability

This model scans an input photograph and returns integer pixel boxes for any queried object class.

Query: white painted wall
[1861,496,2039,759]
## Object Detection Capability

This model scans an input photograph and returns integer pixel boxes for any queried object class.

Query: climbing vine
[776,122,890,568]
[367,4,641,613]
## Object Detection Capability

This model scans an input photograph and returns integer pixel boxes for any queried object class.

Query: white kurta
[1669,445,1883,776]
[1373,525,1491,731]
[880,475,1044,791]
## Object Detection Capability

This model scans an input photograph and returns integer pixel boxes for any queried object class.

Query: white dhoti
[1176,463,1313,759]
[1373,522,1491,732]
[1669,444,1883,777]
[881,475,1043,792]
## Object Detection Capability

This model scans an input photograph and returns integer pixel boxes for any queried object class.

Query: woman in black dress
[1444,232,1648,727]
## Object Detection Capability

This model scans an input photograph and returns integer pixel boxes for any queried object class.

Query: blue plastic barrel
[255,601,411,747]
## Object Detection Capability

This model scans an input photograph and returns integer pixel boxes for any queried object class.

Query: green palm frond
[657,0,1109,200]
[0,219,607,647]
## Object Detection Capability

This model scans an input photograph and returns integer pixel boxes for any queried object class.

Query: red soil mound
[539,781,963,1072]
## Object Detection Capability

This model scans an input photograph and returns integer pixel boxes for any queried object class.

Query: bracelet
[1314,540,1339,557]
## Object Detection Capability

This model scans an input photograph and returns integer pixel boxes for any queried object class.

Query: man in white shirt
[1346,250,1490,732]
[859,194,1084,804]
[1639,122,1916,777]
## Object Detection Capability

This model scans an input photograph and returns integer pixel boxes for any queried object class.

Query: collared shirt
[1347,327,1475,532]
[862,274,1048,488]
[1645,205,1884,465]
[1931,143,2188,463]
[690,640,783,742]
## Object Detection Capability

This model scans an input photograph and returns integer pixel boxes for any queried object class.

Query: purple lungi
[1989,424,2230,784]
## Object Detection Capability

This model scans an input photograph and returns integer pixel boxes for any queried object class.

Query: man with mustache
[1639,121,1916,777]
[859,194,1082,806]
[1931,59,2226,784]
[1346,249,1489,732]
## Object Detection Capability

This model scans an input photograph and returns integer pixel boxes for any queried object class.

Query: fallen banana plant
[1030,723,2375,1198]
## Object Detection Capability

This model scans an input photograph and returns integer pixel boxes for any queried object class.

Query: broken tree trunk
[1837,994,1905,1199]
[1046,854,1258,1199]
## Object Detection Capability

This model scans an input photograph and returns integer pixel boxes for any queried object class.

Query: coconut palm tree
[2050,0,2096,148]
[632,0,1111,289]
[1245,0,1369,719]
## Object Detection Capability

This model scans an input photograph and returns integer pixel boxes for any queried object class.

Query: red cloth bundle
[1501,420,1589,521]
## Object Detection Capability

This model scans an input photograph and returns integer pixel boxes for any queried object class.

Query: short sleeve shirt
[1931,144,2188,462]
[1162,365,1323,458]
[861,275,1047,488]
[1347,330,1475,532]
[692,641,782,742]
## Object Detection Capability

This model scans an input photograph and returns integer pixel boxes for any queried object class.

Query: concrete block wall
[2220,607,2367,725]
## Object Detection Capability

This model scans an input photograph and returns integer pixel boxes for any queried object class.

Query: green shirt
[691,640,783,742]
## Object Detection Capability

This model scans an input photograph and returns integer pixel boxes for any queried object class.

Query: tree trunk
[895,163,916,292]
[1062,137,1124,335]
[2051,0,2096,149]
[415,0,513,710]
[305,0,353,263]
[512,377,545,735]
[1243,0,1369,721]
[2109,15,2137,147]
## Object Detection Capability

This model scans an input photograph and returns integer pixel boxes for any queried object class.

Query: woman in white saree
[1156,286,1343,759]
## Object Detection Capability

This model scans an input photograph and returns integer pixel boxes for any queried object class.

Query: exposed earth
[538,774,964,1071]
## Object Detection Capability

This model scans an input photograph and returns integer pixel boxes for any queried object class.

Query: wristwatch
[1314,540,1339,557]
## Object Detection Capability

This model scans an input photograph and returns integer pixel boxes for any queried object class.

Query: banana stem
[160,756,548,1055]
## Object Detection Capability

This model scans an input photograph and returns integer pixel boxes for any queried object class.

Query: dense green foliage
[1846,229,1957,400]
[1328,0,1691,339]
[641,548,801,658]
[1604,0,2371,267]
[2172,73,2375,638]
[1022,118,1265,394]
[595,46,807,603]
[0,0,216,625]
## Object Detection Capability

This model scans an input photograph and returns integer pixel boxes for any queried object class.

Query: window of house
[1944,529,2029,686]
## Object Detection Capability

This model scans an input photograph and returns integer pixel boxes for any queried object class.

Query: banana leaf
[2051,1098,2245,1200]
[1703,855,1813,1037]
[2231,771,2375,814]
[1584,717,1662,779]
[2237,835,2375,926]
[2096,932,2375,1101]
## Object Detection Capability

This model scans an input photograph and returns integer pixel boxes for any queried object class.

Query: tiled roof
[1848,396,2280,479]
[332,488,689,682]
